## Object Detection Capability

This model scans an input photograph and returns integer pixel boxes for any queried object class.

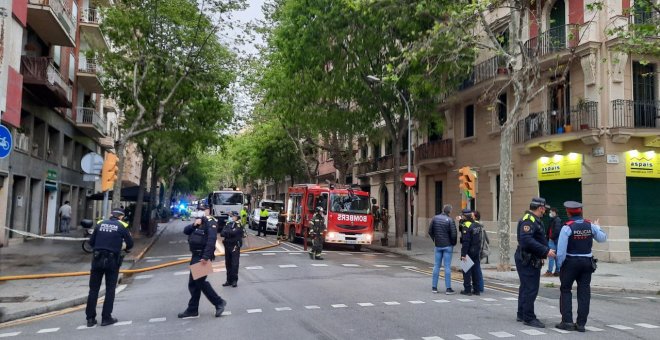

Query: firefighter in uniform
[515,197,556,328]
[178,203,226,319]
[85,209,134,327]
[459,209,482,296]
[258,208,269,237]
[221,211,244,287]
[555,201,607,332]
[308,207,326,260]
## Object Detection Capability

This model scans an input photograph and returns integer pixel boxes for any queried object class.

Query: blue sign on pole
[0,124,13,159]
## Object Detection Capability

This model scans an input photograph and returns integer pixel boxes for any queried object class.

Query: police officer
[221,211,244,287]
[308,207,326,260]
[555,201,607,332]
[178,203,226,319]
[240,205,248,226]
[85,209,134,327]
[459,209,482,296]
[258,207,269,237]
[515,197,556,328]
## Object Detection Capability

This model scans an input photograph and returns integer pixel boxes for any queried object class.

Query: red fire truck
[284,184,374,250]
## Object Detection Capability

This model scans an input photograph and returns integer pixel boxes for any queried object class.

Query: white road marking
[288,253,301,255]
[222,311,231,316]
[489,331,515,338]
[262,253,276,256]
[550,328,571,334]
[37,328,59,334]
[383,301,400,305]
[502,297,518,301]
[114,321,132,326]
[275,307,292,311]
[149,318,166,323]
[363,253,377,256]
[433,299,450,303]
[0,332,21,338]
[421,336,444,340]
[135,274,154,280]
[279,264,298,268]
[482,298,497,302]
[402,266,418,269]
[332,304,348,308]
[240,254,250,257]
[305,305,321,309]
[635,323,660,329]
[247,309,262,314]
[607,324,634,330]
[645,296,658,300]
[177,257,190,260]
[584,326,604,332]
[213,268,226,272]
[76,325,94,330]
[457,299,473,302]
[520,329,545,335]
[174,271,189,276]
[342,264,360,267]
[409,300,425,304]
[311,263,329,267]
[146,259,162,262]
[246,266,263,270]
[625,297,642,300]
[338,252,352,256]
[456,334,481,340]
[374,265,390,268]
[385,254,399,258]
[358,303,375,307]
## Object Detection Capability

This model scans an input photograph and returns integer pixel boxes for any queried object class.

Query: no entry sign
[402,172,417,187]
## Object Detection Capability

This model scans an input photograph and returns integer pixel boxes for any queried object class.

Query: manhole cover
[0,296,28,303]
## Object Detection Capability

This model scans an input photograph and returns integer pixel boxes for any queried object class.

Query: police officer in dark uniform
[459,208,483,296]
[309,207,326,260]
[515,197,556,328]
[555,201,607,332]
[178,203,226,319]
[85,209,134,327]
[221,211,244,287]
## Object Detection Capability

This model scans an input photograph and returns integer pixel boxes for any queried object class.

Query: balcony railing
[514,101,599,144]
[415,139,453,164]
[78,55,102,74]
[76,107,106,134]
[458,55,508,91]
[28,0,75,38]
[525,24,579,58]
[612,100,660,129]
[355,161,372,177]
[20,56,72,107]
[81,7,100,24]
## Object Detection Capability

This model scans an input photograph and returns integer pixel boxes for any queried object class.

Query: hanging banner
[625,150,660,178]
[537,153,582,181]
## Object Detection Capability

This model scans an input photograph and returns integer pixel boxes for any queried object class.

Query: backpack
[480,228,490,260]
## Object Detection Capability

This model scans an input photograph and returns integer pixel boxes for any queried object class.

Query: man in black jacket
[428,204,458,294]
[545,207,562,277]
[459,209,482,296]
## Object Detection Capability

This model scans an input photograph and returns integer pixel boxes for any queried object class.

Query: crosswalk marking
[502,297,518,301]
[342,264,360,267]
[374,265,390,268]
[383,301,400,305]
[149,317,167,322]
[332,304,348,308]
[645,296,658,300]
[636,323,660,329]
[146,259,162,262]
[246,266,264,270]
[279,264,298,268]
[213,268,226,272]
[37,328,59,334]
[433,299,450,303]
[358,303,374,307]
[311,263,329,267]
[240,254,250,257]
[409,300,425,304]
[457,299,473,302]
[305,305,321,309]
[177,257,190,260]
[520,329,545,335]
[275,307,292,311]
[262,253,276,256]
[247,309,262,314]
[481,298,497,302]
[76,325,94,330]
[385,254,399,258]
[550,327,571,334]
[625,297,642,300]
[288,253,301,255]
[421,336,444,340]
[0,332,21,338]
[114,321,132,326]
[607,324,634,330]
[174,271,189,276]
[135,274,153,280]
[456,334,481,340]
[489,331,515,338]
[585,326,604,332]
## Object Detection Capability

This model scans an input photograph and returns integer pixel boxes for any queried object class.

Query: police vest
[566,219,593,255]
[260,210,269,218]
[189,226,208,251]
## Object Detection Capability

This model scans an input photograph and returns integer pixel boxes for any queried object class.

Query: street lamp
[366,75,413,251]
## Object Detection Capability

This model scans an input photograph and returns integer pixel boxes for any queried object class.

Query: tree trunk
[497,123,515,271]
[111,141,126,210]
[132,155,149,233]
[149,160,159,210]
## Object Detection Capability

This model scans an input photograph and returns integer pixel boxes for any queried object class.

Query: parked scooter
[81,219,95,253]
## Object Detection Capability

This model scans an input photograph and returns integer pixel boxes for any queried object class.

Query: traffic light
[458,166,476,199]
[101,153,119,192]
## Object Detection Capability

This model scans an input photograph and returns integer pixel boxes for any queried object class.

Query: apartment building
[406,0,659,262]
[0,0,115,247]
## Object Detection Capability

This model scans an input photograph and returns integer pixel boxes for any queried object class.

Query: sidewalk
[0,221,169,324]
[366,231,660,295]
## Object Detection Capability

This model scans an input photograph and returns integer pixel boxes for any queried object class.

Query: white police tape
[0,225,88,241]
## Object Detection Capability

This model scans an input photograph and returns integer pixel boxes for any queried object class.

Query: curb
[364,244,660,296]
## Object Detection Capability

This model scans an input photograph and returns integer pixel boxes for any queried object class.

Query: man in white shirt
[58,201,72,234]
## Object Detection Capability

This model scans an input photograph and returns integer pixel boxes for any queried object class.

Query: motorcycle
[81,219,95,253]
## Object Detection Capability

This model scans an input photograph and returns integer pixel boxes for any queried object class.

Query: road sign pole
[102,191,109,219]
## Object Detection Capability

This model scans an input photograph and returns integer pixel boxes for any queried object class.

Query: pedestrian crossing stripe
[519,329,545,335]
[489,331,515,338]
[636,323,660,329]
[275,307,292,311]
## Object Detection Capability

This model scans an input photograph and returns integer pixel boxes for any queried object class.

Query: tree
[100,0,238,208]
[608,0,660,59]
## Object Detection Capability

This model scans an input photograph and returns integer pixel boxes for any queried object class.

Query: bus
[284,184,374,250]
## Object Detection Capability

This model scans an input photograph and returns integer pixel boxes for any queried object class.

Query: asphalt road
[0,221,658,340]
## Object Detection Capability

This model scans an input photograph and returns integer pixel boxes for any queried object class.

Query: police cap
[563,201,583,209]
[530,197,550,208]
[461,208,472,215]
[111,209,125,217]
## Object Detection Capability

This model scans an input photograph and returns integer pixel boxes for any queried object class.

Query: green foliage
[608,0,660,59]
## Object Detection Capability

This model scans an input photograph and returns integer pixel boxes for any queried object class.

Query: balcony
[514,101,600,152]
[451,55,510,101]
[610,100,660,145]
[27,0,75,47]
[20,56,72,108]
[525,24,579,62]
[76,107,106,138]
[80,8,109,50]
[415,139,454,169]
[355,161,372,178]
[77,55,104,93]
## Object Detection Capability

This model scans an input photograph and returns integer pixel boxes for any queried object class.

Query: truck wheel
[288,228,296,243]
[353,245,362,252]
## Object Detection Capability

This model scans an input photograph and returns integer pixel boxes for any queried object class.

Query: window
[385,140,393,155]
[428,120,442,142]
[330,194,370,214]
[360,145,367,160]
[497,93,507,126]
[53,46,61,67]
[307,194,315,212]
[373,143,381,158]
[464,105,475,138]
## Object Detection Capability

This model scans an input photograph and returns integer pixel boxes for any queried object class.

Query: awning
[87,185,151,202]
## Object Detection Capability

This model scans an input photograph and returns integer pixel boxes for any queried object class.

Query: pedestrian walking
[178,203,226,319]
[515,197,556,328]
[459,208,482,296]
[555,201,607,332]
[257,207,269,237]
[308,207,326,260]
[221,211,244,287]
[544,207,562,277]
[58,201,72,234]
[85,209,134,327]
[428,204,457,295]
[474,210,488,293]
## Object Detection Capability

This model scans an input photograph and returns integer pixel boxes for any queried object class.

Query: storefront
[624,150,660,257]
[537,153,583,222]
